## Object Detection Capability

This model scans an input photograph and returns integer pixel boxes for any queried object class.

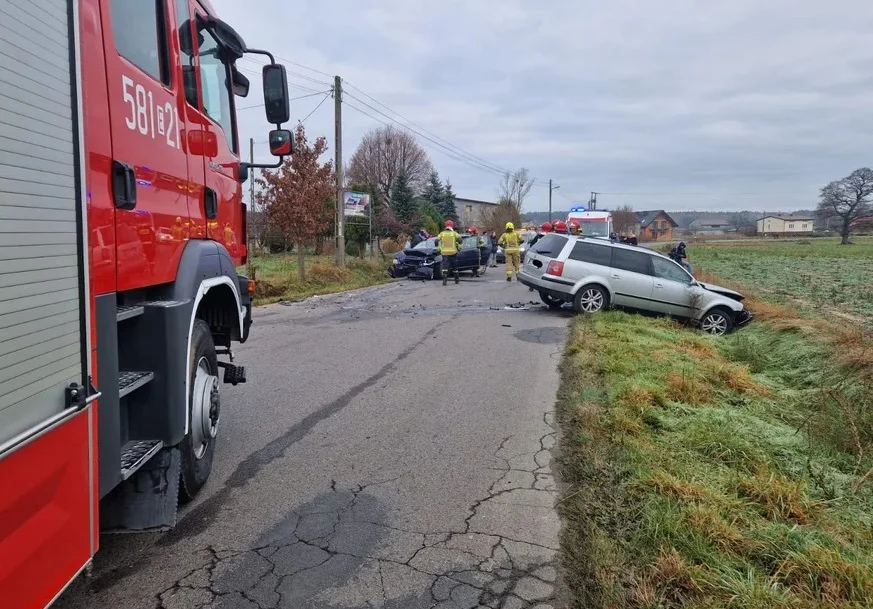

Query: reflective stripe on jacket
[437,230,461,255]
[498,231,521,253]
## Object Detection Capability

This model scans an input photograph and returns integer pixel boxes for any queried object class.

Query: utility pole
[548,179,560,220]
[248,137,255,275]
[589,191,600,210]
[334,76,345,267]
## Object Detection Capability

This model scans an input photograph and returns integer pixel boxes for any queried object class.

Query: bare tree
[479,197,522,233]
[612,205,639,235]
[346,125,433,205]
[817,168,873,244]
[496,168,535,210]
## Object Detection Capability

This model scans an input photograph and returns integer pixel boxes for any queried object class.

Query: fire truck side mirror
[268,129,293,157]
[262,64,290,126]
[203,16,247,60]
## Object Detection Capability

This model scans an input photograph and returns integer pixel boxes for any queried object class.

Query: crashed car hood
[402,247,439,257]
[697,282,744,301]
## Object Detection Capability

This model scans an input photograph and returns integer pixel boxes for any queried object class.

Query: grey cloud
[217,0,873,212]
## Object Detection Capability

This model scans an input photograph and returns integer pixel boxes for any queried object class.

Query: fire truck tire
[179,319,219,503]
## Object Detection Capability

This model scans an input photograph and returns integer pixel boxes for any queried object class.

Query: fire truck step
[218,362,246,385]
[116,304,144,321]
[120,439,164,480]
[118,371,155,398]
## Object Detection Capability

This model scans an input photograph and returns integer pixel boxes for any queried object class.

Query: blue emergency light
[569,205,588,212]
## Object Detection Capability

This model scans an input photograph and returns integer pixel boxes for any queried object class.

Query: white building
[756,215,815,236]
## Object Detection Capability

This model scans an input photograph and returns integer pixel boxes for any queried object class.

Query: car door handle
[112,160,137,210]
[610,274,620,279]
[204,187,218,219]
[654,282,664,288]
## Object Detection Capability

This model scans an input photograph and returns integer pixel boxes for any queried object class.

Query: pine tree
[441,180,458,223]
[422,170,444,209]
[390,169,417,224]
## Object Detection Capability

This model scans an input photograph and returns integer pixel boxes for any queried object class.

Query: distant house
[689,218,732,234]
[850,216,873,232]
[756,215,815,237]
[634,210,678,241]
[455,197,498,229]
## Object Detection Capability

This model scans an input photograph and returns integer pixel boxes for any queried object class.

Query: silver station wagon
[518,234,752,335]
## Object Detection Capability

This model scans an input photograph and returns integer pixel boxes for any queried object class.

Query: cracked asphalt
[57,274,572,609]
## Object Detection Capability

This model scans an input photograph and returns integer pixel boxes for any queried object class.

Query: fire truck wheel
[179,319,219,503]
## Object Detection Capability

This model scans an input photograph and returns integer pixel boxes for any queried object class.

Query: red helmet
[540,222,552,233]
[445,220,454,229]
[552,220,567,232]
[468,225,478,234]
[569,220,580,233]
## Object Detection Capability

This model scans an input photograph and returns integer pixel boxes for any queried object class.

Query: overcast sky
[215,0,873,213]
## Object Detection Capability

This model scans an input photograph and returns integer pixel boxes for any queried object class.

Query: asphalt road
[57,272,572,609]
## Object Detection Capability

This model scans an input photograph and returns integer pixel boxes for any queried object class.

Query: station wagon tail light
[546,261,564,276]
[248,280,256,295]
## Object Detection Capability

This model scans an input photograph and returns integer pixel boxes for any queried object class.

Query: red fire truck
[0,1,294,606]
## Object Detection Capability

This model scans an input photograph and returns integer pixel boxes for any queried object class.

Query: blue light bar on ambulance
[569,205,588,212]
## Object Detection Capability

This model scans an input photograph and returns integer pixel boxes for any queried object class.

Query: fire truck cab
[0,1,293,606]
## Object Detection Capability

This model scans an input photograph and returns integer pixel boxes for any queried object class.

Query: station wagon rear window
[569,241,611,266]
[529,234,567,256]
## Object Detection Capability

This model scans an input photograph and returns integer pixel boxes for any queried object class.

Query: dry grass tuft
[776,545,873,605]
[708,361,771,396]
[735,473,815,524]
[683,504,760,555]
[643,471,711,502]
[665,370,711,405]
[643,546,703,606]
[309,264,354,283]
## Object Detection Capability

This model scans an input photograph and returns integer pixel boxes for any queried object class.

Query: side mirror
[262,64,290,125]
[269,129,293,157]
[203,16,246,60]
[231,66,250,97]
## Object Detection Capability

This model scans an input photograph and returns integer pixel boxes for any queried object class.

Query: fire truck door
[0,0,95,606]
[101,0,192,290]
[190,5,244,261]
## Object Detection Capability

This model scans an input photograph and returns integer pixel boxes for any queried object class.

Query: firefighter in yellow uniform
[436,220,462,285]
[498,221,522,282]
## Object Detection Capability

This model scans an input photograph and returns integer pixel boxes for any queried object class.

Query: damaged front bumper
[735,307,753,327]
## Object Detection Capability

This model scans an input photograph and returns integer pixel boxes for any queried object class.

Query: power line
[343,92,509,178]
[299,92,331,124]
[240,57,332,87]
[238,90,331,111]
[343,100,507,177]
[237,66,326,95]
[343,82,511,176]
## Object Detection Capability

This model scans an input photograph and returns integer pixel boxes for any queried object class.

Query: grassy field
[242,254,393,306]
[558,309,873,608]
[688,237,873,326]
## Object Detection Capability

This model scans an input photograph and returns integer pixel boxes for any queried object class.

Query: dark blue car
[389,235,492,279]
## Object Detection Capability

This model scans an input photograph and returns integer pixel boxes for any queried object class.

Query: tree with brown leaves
[256,124,334,280]
[612,205,640,235]
[346,125,433,204]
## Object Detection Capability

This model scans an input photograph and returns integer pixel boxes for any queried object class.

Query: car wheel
[179,320,218,502]
[700,308,733,336]
[540,292,563,309]
[573,285,608,314]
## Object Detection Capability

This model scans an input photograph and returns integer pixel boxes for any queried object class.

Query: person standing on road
[498,222,522,282]
[489,230,498,267]
[528,222,552,249]
[436,220,462,285]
